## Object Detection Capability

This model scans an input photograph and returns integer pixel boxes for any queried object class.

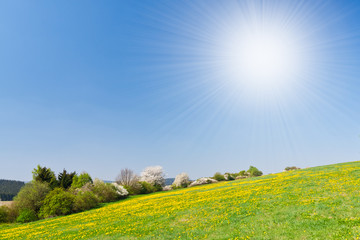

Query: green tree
[39,188,75,218]
[71,172,92,189]
[32,165,58,189]
[14,181,51,214]
[247,166,263,177]
[58,169,77,189]
[213,172,225,181]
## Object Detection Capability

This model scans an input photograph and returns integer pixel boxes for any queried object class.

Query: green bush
[6,205,19,223]
[0,203,19,223]
[16,209,38,223]
[0,206,8,223]
[213,172,226,181]
[71,172,93,189]
[230,172,239,178]
[92,179,118,203]
[39,188,75,218]
[72,190,98,213]
[123,184,142,195]
[239,170,246,176]
[153,184,163,192]
[14,181,51,214]
[247,166,263,177]
[139,181,157,194]
[172,184,186,190]
[224,173,235,180]
[285,166,300,171]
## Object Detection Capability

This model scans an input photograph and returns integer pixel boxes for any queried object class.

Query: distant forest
[0,179,25,201]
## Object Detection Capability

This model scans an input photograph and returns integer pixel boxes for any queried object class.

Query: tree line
[0,164,270,224]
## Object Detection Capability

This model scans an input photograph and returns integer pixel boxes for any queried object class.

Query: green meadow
[1,161,360,239]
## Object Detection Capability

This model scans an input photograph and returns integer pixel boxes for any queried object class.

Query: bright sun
[238,29,299,82]
[216,22,304,100]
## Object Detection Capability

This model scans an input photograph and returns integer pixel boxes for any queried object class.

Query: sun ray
[126,0,360,170]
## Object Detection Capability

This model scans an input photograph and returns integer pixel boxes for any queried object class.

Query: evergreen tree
[32,165,57,188]
[58,169,77,189]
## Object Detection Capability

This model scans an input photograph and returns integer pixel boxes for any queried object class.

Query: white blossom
[173,173,190,187]
[111,182,129,197]
[189,177,218,187]
[140,166,165,186]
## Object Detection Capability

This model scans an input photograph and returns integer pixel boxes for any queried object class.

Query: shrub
[16,209,38,223]
[139,181,157,194]
[239,170,246,176]
[72,190,98,213]
[71,172,93,189]
[247,166,263,177]
[189,177,218,187]
[224,173,235,181]
[79,182,94,192]
[111,183,129,198]
[154,184,163,191]
[115,168,142,195]
[39,188,75,218]
[285,166,301,171]
[140,166,165,187]
[14,181,51,214]
[162,185,172,191]
[0,206,8,223]
[213,172,226,181]
[5,203,18,223]
[92,179,118,203]
[172,173,190,188]
[123,184,142,195]
[230,172,239,178]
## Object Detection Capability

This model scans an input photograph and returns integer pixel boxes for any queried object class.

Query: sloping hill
[1,161,360,239]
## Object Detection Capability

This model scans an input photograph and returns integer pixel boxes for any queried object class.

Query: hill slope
[1,161,360,239]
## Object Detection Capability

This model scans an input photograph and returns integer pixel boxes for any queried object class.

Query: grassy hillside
[1,161,360,239]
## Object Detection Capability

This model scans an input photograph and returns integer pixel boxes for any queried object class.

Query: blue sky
[1,1,360,181]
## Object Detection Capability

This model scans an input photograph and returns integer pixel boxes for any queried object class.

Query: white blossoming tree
[172,172,190,188]
[140,166,165,187]
[111,182,129,197]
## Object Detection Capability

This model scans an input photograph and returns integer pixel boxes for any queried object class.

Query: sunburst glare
[219,24,303,96]
[125,0,360,170]
[203,2,317,105]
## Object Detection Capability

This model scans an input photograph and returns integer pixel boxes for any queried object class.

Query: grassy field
[1,161,360,239]
[0,201,13,207]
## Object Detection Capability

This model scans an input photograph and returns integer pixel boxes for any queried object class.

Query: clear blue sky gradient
[1,1,360,181]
